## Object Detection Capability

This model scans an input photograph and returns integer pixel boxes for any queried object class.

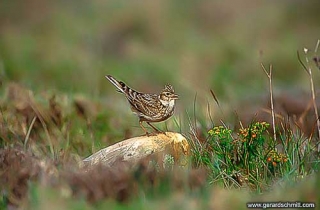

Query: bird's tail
[105,75,126,93]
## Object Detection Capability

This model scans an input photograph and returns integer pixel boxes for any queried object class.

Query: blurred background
[1,0,320,134]
[1,2,320,208]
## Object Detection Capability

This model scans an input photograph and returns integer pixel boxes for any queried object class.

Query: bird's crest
[164,84,174,93]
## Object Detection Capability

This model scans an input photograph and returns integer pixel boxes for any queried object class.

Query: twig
[193,93,198,138]
[186,110,201,149]
[207,100,214,126]
[297,48,320,145]
[24,116,37,149]
[29,102,55,158]
[210,88,225,118]
[261,63,277,142]
[314,39,320,54]
[313,40,320,70]
[210,89,220,108]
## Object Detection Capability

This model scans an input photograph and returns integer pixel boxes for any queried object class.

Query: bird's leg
[139,121,150,136]
[147,122,165,134]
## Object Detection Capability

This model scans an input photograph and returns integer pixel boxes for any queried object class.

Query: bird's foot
[143,130,166,137]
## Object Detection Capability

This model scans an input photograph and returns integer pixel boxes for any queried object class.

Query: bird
[105,75,178,135]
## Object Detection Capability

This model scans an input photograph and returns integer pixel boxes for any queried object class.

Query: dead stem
[261,63,277,142]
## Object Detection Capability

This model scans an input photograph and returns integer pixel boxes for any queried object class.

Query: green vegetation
[1,1,320,209]
[192,122,318,192]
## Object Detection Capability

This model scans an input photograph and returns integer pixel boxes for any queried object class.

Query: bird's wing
[127,93,161,117]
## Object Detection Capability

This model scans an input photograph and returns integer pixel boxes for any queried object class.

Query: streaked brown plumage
[105,75,178,135]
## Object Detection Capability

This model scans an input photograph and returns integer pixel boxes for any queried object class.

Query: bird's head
[159,84,178,106]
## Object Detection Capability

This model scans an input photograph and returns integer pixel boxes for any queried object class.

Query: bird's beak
[172,93,179,100]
